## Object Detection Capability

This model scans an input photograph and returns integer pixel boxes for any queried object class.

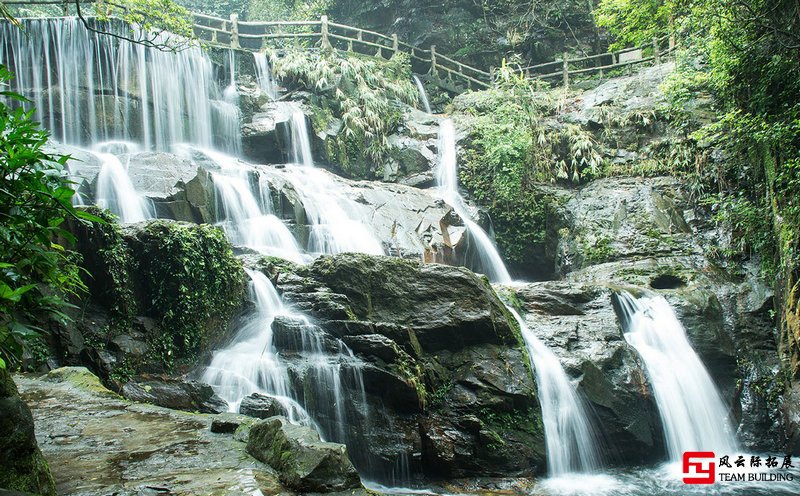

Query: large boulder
[246,416,361,492]
[0,368,56,496]
[121,376,228,413]
[60,216,246,378]
[239,393,287,419]
[253,253,546,478]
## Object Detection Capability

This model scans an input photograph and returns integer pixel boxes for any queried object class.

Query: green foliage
[101,0,192,33]
[132,221,245,368]
[584,236,616,264]
[595,0,674,50]
[247,0,331,21]
[175,0,248,18]
[0,66,101,369]
[271,48,417,173]
[453,70,600,265]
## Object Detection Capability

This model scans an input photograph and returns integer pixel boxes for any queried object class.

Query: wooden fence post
[430,45,438,78]
[392,34,399,56]
[320,15,332,51]
[653,37,660,64]
[562,52,569,88]
[229,14,240,49]
[489,66,496,86]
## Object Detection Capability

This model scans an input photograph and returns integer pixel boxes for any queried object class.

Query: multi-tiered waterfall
[434,117,603,476]
[3,14,772,494]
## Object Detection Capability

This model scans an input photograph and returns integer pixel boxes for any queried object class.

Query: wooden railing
[6,0,675,92]
[190,12,492,91]
[516,35,676,86]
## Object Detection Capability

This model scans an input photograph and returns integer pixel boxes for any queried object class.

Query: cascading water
[202,269,314,420]
[202,268,376,474]
[413,75,432,113]
[283,167,385,255]
[507,307,602,476]
[289,110,315,168]
[182,148,304,263]
[94,150,152,223]
[283,107,384,255]
[437,119,511,283]
[0,18,235,150]
[254,52,278,100]
[614,291,737,459]
[215,51,242,155]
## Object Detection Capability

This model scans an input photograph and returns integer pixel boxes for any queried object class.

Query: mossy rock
[42,366,118,398]
[246,416,361,493]
[0,368,57,496]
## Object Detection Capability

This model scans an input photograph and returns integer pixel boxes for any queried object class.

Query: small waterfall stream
[614,291,737,459]
[508,307,602,476]
[94,150,152,223]
[254,52,278,100]
[413,75,432,113]
[437,119,512,283]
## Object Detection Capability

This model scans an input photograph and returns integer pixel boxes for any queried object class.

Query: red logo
[683,451,716,484]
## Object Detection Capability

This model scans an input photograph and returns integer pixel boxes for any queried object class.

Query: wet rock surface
[506,282,663,465]
[120,376,228,414]
[15,368,282,496]
[0,368,56,496]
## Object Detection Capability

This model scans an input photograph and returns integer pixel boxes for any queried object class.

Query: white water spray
[94,151,152,223]
[413,75,432,113]
[254,52,278,100]
[437,120,511,283]
[615,291,737,459]
[508,308,601,476]
[290,110,315,168]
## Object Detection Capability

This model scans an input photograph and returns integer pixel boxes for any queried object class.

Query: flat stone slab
[15,371,283,496]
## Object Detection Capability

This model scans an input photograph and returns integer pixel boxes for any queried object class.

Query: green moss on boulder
[0,367,56,496]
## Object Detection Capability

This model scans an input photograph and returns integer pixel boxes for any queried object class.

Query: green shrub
[271,48,417,176]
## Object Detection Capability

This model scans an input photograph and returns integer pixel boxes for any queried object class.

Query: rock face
[15,368,292,495]
[246,416,362,493]
[553,174,783,452]
[255,253,545,478]
[53,217,246,386]
[0,367,56,496]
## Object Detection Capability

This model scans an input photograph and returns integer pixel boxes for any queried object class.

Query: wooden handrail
[6,1,675,92]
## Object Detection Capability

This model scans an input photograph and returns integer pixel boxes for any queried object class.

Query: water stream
[437,119,512,283]
[614,291,738,459]
[413,75,432,113]
[507,307,602,476]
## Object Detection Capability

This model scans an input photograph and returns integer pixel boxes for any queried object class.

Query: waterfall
[289,110,315,167]
[203,269,375,474]
[254,52,278,100]
[508,307,601,476]
[614,291,737,460]
[283,167,384,256]
[202,269,315,420]
[283,108,384,255]
[94,150,152,223]
[186,148,304,263]
[437,119,512,283]
[413,75,432,113]
[0,18,235,150]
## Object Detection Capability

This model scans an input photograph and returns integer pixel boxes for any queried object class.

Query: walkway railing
[6,0,675,92]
